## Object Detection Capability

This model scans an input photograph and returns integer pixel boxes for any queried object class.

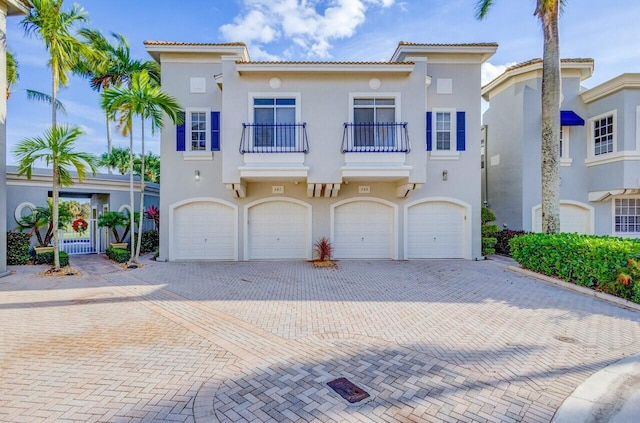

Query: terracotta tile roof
[237,61,413,65]
[505,58,594,72]
[143,40,247,47]
[398,41,499,48]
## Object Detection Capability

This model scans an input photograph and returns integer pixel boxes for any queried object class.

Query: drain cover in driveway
[327,378,370,403]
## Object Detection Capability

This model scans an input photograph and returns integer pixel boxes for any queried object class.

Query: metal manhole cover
[555,336,577,344]
[327,377,370,403]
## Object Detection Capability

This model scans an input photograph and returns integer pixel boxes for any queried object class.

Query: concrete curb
[551,354,640,423]
[507,266,640,312]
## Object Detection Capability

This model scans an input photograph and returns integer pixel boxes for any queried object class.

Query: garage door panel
[248,201,308,259]
[407,201,465,259]
[173,201,235,260]
[334,201,394,259]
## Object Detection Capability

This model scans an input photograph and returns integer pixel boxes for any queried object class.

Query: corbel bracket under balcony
[225,183,247,198]
[307,183,341,198]
[396,182,422,198]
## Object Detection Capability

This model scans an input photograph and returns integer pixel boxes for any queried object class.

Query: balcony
[240,123,309,154]
[341,122,412,182]
[238,123,309,182]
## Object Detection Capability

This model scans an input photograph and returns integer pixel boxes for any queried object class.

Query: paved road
[1,255,639,422]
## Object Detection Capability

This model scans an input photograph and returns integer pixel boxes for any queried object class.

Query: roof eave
[235,62,415,74]
[144,43,250,63]
[391,44,498,63]
[6,0,31,15]
[581,73,640,104]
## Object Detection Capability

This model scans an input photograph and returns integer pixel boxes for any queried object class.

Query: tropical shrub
[613,259,640,303]
[138,230,159,254]
[36,250,69,266]
[98,211,139,243]
[481,207,499,255]
[510,233,640,289]
[105,247,130,263]
[495,229,528,256]
[16,201,73,247]
[314,236,333,261]
[7,232,30,265]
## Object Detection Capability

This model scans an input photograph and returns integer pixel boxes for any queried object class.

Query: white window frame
[612,196,640,236]
[248,92,301,151]
[588,110,617,160]
[182,107,212,160]
[560,126,573,166]
[430,108,459,159]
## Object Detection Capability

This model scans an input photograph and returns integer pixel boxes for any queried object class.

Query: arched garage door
[533,201,593,234]
[333,199,395,259]
[406,200,467,259]
[246,199,310,259]
[172,200,236,260]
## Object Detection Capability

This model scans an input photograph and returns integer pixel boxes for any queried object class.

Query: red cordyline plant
[144,205,159,230]
[314,236,333,261]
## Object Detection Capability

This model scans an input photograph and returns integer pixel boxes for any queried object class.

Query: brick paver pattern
[1,257,639,422]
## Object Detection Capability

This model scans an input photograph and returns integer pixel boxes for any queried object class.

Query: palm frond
[26,89,67,114]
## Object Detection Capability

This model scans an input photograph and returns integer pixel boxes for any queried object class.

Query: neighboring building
[145,40,497,261]
[1,0,30,277]
[6,167,159,254]
[482,59,640,237]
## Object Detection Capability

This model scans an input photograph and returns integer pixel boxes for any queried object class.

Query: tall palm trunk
[106,112,113,173]
[128,131,135,262]
[539,0,561,234]
[135,117,145,261]
[51,64,60,269]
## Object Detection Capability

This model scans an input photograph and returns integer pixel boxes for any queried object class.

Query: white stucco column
[0,3,9,277]
[1,0,29,277]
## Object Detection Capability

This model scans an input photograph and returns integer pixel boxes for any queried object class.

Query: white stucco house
[145,40,498,261]
[482,58,640,237]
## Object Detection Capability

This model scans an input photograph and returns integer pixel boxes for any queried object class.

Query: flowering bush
[72,218,88,234]
[613,259,640,303]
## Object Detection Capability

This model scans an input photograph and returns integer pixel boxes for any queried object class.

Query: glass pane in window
[377,107,395,123]
[254,98,274,106]
[375,99,395,106]
[354,99,374,106]
[276,107,295,124]
[276,98,295,106]
[354,108,374,123]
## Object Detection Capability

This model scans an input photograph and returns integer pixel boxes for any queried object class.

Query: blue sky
[6,0,639,166]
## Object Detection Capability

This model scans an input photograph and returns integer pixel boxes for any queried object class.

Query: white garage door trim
[243,197,312,260]
[531,200,594,234]
[169,197,238,261]
[330,197,398,260]
[403,197,472,260]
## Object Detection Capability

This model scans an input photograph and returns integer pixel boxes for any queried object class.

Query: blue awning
[561,110,585,126]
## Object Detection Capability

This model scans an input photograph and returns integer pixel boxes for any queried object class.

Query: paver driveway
[1,256,639,422]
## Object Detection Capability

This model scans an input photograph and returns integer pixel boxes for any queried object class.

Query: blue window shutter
[456,111,466,151]
[426,112,432,151]
[176,111,185,151]
[211,111,220,151]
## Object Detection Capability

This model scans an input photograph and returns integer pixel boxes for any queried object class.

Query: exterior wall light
[194,170,200,181]
[442,170,448,181]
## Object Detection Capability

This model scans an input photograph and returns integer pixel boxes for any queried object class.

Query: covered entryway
[245,198,311,260]
[405,198,469,259]
[332,198,396,259]
[171,199,237,260]
[533,200,594,234]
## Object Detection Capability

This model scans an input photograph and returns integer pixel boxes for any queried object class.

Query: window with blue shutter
[426,111,432,151]
[456,111,466,151]
[211,111,220,151]
[176,111,186,151]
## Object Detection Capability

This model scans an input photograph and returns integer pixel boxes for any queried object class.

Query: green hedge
[106,247,130,263]
[139,230,159,254]
[35,251,69,267]
[510,233,640,287]
[7,232,30,265]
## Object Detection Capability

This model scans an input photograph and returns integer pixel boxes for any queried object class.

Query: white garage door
[173,201,235,260]
[534,203,592,234]
[407,201,466,259]
[333,201,394,259]
[248,201,309,259]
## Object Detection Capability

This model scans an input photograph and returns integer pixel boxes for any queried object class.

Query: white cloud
[60,99,106,126]
[220,0,395,59]
[481,61,517,86]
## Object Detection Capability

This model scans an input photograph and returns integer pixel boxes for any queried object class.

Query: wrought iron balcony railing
[341,122,410,153]
[240,123,309,154]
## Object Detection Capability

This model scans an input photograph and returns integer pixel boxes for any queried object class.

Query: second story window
[593,113,614,156]
[190,111,207,151]
[254,98,296,148]
[435,112,452,151]
[353,98,396,147]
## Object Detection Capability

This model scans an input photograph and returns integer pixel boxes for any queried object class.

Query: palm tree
[99,146,131,175]
[21,0,91,127]
[74,29,160,172]
[476,0,562,233]
[102,70,182,262]
[134,152,160,183]
[13,125,98,269]
[7,51,18,100]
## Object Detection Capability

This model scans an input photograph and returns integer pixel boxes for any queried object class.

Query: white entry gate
[59,217,100,255]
